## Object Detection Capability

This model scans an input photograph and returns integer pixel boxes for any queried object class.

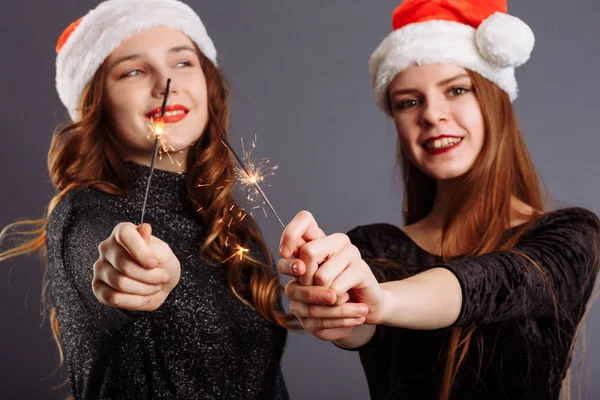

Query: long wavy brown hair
[396,70,586,399]
[0,44,295,376]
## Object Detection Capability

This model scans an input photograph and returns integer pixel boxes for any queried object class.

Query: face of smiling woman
[103,26,209,172]
[388,63,485,181]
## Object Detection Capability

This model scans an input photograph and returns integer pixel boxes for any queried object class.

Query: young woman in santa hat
[0,0,292,398]
[277,0,599,399]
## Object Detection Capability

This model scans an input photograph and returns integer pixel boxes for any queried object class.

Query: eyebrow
[108,45,197,70]
[389,73,471,97]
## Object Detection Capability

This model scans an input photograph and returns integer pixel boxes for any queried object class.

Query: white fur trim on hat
[56,0,217,121]
[369,20,520,116]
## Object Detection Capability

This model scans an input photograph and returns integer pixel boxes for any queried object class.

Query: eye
[449,87,470,96]
[175,60,193,68]
[393,99,420,111]
[121,69,142,78]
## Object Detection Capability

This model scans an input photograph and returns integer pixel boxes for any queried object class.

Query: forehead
[390,64,469,88]
[108,26,195,58]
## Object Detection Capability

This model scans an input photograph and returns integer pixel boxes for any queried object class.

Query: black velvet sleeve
[347,208,600,328]
[439,208,600,327]
[347,223,417,283]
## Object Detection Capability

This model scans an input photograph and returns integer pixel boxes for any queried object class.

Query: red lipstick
[422,135,463,156]
[145,104,189,123]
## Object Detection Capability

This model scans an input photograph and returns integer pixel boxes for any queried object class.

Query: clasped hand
[277,211,385,341]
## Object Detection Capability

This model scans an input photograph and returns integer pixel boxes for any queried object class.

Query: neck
[426,177,461,225]
[425,178,535,229]
[125,150,188,173]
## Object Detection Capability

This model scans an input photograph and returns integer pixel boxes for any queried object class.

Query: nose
[420,94,449,127]
[152,71,177,99]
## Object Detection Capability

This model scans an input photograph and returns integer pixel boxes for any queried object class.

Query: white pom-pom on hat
[476,12,535,68]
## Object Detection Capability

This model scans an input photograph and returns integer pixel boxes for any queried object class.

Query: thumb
[137,223,152,245]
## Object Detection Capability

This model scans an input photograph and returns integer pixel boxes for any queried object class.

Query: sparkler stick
[220,133,285,228]
[139,78,171,225]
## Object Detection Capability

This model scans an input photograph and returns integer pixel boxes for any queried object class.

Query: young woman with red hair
[277,1,599,399]
[1,0,291,398]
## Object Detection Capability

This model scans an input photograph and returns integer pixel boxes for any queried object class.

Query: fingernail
[279,244,291,258]
[355,305,368,315]
[354,317,366,323]
[291,263,298,275]
[322,292,332,304]
[154,285,162,293]
[162,273,169,283]
[147,258,158,268]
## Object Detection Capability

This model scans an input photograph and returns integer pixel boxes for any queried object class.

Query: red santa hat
[55,0,217,121]
[369,0,535,115]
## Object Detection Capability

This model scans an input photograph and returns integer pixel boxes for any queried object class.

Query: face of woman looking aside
[103,26,209,172]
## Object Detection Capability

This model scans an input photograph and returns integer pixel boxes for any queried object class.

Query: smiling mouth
[150,109,186,119]
[145,105,189,121]
[423,136,463,150]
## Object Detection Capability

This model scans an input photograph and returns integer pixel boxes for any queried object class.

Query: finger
[313,243,361,288]
[334,292,351,306]
[137,223,152,245]
[330,259,376,298]
[92,280,151,310]
[320,317,366,329]
[113,222,157,269]
[99,250,168,285]
[277,258,306,278]
[279,211,324,258]
[285,280,336,305]
[298,233,351,286]
[314,327,354,342]
[302,318,362,337]
[94,262,162,295]
[290,301,368,319]
[147,237,177,268]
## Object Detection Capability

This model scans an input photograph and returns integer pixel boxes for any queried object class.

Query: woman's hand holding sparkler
[92,222,181,311]
[278,211,384,347]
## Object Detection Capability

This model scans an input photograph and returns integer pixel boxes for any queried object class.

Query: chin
[423,166,471,181]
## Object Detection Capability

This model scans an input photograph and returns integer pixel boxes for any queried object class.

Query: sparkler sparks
[146,117,182,169]
[222,244,250,263]
[234,136,278,202]
[220,133,285,228]
[139,78,171,225]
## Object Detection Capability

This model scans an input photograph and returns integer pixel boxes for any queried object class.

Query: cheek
[468,114,485,152]
[106,86,135,119]
[193,84,208,111]
[460,99,485,145]
[394,118,420,153]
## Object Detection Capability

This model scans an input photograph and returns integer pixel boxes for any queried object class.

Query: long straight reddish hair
[400,70,547,399]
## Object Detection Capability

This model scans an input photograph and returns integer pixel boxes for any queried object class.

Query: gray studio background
[1,0,599,399]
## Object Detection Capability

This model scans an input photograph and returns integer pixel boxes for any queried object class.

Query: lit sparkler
[234,136,279,205]
[220,133,285,228]
[139,78,171,225]
[222,244,250,263]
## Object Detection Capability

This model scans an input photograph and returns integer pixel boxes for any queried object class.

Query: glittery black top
[46,163,288,400]
[346,208,599,400]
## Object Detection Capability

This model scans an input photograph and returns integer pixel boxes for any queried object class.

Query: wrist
[333,324,376,349]
[378,282,400,325]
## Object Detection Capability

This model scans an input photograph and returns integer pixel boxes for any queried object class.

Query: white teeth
[425,137,462,150]
[152,110,186,118]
